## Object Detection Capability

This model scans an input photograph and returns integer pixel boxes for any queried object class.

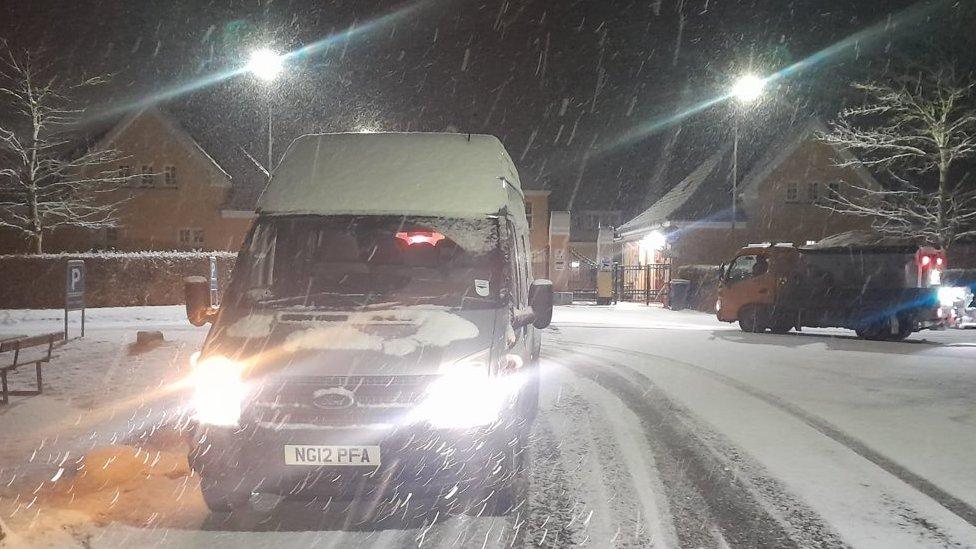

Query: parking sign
[65,260,85,310]
[65,260,86,339]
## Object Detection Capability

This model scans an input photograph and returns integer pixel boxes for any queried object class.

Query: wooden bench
[0,332,63,405]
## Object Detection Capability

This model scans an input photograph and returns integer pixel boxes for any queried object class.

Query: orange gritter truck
[716,241,945,341]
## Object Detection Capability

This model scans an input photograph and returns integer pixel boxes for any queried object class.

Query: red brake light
[921,255,931,266]
[936,257,943,266]
[395,231,445,246]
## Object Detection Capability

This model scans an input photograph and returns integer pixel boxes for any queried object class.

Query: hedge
[0,251,237,309]
[672,264,721,312]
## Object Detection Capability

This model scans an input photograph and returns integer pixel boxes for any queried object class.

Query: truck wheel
[738,305,765,333]
[889,316,914,341]
[200,477,251,513]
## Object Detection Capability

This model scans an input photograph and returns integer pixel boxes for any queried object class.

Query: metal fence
[613,263,671,304]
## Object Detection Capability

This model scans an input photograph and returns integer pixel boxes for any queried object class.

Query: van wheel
[478,429,528,516]
[200,477,251,513]
[520,360,540,423]
[738,305,765,333]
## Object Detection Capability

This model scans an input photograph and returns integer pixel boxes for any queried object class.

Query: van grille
[247,375,437,428]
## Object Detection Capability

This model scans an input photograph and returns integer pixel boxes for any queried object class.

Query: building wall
[669,227,746,266]
[744,138,875,247]
[524,190,550,278]
[82,110,252,252]
[665,138,877,267]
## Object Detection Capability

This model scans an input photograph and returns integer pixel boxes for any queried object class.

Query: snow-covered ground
[1,304,975,547]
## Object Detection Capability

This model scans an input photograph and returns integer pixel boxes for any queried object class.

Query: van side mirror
[184,276,216,326]
[528,279,553,329]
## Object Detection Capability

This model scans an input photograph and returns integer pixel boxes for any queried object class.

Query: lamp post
[729,74,765,237]
[247,48,284,175]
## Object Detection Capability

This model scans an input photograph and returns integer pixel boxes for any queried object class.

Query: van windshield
[235,215,502,309]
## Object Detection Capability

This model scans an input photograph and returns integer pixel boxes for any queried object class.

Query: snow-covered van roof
[257,132,523,218]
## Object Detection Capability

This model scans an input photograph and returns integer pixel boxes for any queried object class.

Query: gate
[613,263,671,304]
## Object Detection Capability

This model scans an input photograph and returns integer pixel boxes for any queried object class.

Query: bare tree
[819,65,976,250]
[0,43,131,253]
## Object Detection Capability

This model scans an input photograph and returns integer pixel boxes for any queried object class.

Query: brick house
[618,119,878,267]
[0,108,260,254]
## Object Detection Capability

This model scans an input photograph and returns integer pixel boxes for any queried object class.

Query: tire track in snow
[571,374,679,548]
[546,346,829,549]
[561,339,976,530]
[525,365,689,547]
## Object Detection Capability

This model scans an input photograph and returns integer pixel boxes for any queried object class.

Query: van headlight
[190,353,246,427]
[410,349,523,429]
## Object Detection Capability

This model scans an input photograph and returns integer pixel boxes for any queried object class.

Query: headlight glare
[190,354,245,426]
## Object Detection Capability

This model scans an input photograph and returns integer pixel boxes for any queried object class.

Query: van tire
[479,429,528,516]
[738,305,765,333]
[520,361,540,423]
[200,477,250,513]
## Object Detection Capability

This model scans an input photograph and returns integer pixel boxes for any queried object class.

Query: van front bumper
[187,420,521,499]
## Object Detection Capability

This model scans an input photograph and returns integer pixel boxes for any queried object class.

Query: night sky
[2,0,972,213]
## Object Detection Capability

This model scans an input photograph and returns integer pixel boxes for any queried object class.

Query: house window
[524,201,533,228]
[785,182,799,203]
[807,182,819,203]
[117,165,132,185]
[140,164,154,187]
[163,165,177,188]
[826,182,841,201]
[179,228,205,247]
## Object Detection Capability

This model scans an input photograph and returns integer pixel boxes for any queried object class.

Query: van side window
[506,220,525,306]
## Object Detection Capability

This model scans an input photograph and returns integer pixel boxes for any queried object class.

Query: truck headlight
[190,353,245,427]
[411,349,523,429]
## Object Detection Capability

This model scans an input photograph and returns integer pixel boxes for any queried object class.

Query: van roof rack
[746,242,795,248]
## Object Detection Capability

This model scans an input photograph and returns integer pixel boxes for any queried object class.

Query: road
[1,304,975,548]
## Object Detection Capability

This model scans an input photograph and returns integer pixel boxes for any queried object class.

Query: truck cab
[181,133,552,513]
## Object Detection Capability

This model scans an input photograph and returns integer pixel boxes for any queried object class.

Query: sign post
[65,260,86,340]
[209,255,219,307]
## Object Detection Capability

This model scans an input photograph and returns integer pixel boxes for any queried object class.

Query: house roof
[617,146,736,238]
[618,117,876,240]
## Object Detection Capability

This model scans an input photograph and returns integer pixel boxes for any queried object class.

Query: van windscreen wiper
[255,291,370,308]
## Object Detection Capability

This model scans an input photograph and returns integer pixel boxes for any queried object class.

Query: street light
[728,73,766,237]
[731,74,765,104]
[247,48,284,176]
[247,48,284,82]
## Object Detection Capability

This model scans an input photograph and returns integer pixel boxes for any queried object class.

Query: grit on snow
[1,304,975,547]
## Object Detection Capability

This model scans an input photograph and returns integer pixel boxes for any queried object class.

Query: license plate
[284,445,381,466]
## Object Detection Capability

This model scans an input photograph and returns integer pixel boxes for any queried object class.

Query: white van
[182,132,552,513]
